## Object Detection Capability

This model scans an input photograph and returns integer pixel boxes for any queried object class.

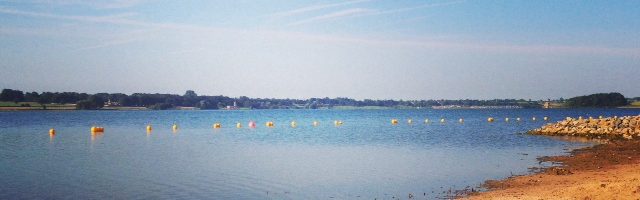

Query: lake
[1,109,638,199]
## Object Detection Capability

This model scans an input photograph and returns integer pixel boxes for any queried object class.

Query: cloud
[269,0,372,18]
[1,7,637,58]
[289,0,465,26]
[0,7,233,32]
[0,0,149,9]
[375,0,465,15]
[74,29,153,51]
[288,8,376,26]
[0,7,140,25]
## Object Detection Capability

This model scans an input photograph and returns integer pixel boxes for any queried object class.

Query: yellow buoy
[516,117,521,122]
[543,116,549,121]
[424,119,430,123]
[487,117,494,122]
[532,117,536,121]
[312,121,319,126]
[236,122,242,128]
[407,119,413,124]
[49,128,56,135]
[440,118,445,123]
[391,119,399,125]
[459,118,464,123]
[91,126,104,133]
[146,125,153,131]
[172,124,178,130]
[265,121,274,127]
[334,120,343,126]
[505,118,510,122]
[290,121,297,128]
[213,123,221,129]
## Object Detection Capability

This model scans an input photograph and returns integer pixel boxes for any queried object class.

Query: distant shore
[0,106,148,111]
[468,116,640,199]
[2,105,639,111]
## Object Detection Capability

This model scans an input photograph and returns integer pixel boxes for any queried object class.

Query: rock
[529,116,640,140]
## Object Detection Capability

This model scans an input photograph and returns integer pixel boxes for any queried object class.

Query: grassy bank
[0,101,148,111]
[620,101,640,108]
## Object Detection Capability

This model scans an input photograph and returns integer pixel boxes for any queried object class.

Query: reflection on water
[0,109,637,199]
[545,135,609,144]
[49,132,55,143]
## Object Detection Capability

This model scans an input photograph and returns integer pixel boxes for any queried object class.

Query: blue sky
[0,0,638,100]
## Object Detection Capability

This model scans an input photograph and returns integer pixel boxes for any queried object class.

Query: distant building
[226,101,239,110]
[105,99,120,107]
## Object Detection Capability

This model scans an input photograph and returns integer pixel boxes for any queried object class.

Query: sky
[0,0,639,100]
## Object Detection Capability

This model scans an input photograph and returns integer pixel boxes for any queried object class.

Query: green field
[0,101,76,110]
[628,101,640,107]
[0,101,41,107]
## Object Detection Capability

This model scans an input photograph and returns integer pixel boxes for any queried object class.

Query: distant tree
[181,90,197,106]
[148,103,174,110]
[94,93,110,103]
[309,102,318,109]
[37,92,52,104]
[0,89,24,102]
[184,90,197,98]
[75,95,105,110]
[195,100,218,110]
[566,92,628,107]
[24,92,40,102]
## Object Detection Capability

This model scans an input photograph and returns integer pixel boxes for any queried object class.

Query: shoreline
[468,140,640,199]
[468,117,640,199]
[1,106,639,112]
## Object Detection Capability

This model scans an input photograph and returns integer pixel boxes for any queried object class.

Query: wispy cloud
[289,0,465,26]
[0,7,140,25]
[269,0,372,18]
[1,6,636,58]
[74,29,154,51]
[0,7,230,32]
[288,8,376,26]
[0,0,149,9]
[375,0,465,15]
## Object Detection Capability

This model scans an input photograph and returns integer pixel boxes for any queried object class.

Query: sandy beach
[469,140,640,200]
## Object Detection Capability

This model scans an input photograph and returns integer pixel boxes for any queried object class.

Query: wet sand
[468,140,640,199]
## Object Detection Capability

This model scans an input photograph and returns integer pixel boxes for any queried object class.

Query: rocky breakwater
[529,116,640,140]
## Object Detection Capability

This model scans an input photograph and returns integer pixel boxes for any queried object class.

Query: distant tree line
[565,92,628,107]
[3,88,632,110]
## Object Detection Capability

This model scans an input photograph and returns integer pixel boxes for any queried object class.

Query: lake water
[1,109,638,199]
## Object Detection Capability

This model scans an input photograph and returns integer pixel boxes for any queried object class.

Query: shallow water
[0,109,638,199]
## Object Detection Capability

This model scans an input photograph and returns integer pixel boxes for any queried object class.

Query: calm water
[1,109,638,199]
